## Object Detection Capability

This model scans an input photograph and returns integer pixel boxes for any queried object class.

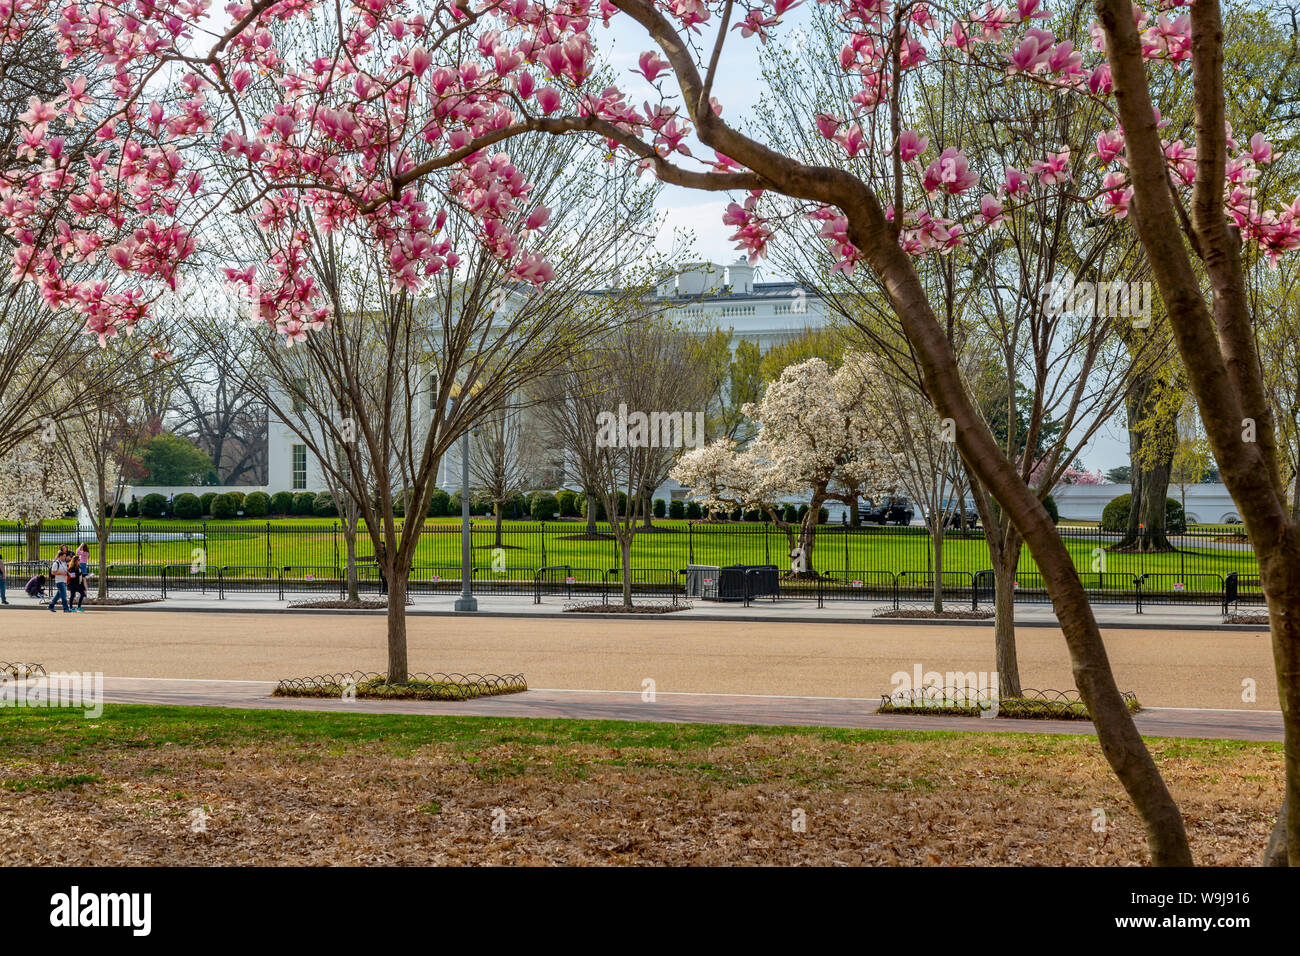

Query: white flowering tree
[674,355,900,577]
[0,439,79,563]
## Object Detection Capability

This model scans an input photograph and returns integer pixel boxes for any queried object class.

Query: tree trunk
[386,568,408,681]
[621,538,632,607]
[25,520,41,563]
[1263,796,1289,866]
[1261,543,1300,864]
[96,527,109,599]
[585,492,597,535]
[494,502,504,547]
[344,520,359,603]
[931,520,944,614]
[1115,373,1175,551]
[991,540,1024,698]
[850,497,860,527]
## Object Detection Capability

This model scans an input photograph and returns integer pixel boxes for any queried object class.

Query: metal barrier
[533,565,607,604]
[605,567,684,605]
[216,565,281,599]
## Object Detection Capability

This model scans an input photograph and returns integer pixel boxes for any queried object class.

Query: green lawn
[0,517,1259,586]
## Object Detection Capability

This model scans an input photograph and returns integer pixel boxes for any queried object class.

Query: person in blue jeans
[48,551,70,613]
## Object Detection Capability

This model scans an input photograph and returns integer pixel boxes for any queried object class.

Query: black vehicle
[862,495,914,526]
[940,499,981,530]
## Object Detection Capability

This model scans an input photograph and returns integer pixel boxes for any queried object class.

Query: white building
[264,261,834,499]
[1050,482,1241,524]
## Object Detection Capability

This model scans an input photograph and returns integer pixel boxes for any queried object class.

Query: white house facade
[264,260,834,501]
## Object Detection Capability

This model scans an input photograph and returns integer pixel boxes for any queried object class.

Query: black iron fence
[0,518,1265,611]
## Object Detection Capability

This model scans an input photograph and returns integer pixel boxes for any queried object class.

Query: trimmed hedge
[270,491,294,515]
[312,491,339,517]
[556,489,578,517]
[530,491,559,521]
[243,491,269,517]
[200,492,219,516]
[427,488,450,517]
[653,498,666,519]
[210,493,237,520]
[1043,494,1059,525]
[668,499,685,519]
[140,493,167,518]
[685,501,702,519]
[292,491,317,516]
[172,493,202,519]
[1101,493,1186,533]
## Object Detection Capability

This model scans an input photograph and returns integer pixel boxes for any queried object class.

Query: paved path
[86,677,1284,741]
[0,589,1265,630]
[0,609,1280,709]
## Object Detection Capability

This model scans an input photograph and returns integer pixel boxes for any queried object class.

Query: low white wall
[1050,482,1240,524]
[123,485,268,500]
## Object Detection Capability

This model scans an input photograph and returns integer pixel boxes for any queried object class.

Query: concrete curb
[0,600,1268,632]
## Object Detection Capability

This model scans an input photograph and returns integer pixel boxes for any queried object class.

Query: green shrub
[580,492,627,521]
[1101,493,1186,533]
[653,498,666,519]
[140,493,167,518]
[311,491,338,517]
[101,501,126,519]
[270,491,294,515]
[243,492,269,517]
[172,493,202,519]
[427,489,451,517]
[210,493,237,520]
[818,506,829,524]
[503,491,527,518]
[782,504,798,523]
[668,499,685,519]
[1042,494,1060,525]
[292,491,317,516]
[126,497,139,518]
[685,500,702,519]
[743,507,762,522]
[530,491,559,521]
[200,492,218,516]
[228,491,246,507]
[556,489,578,517]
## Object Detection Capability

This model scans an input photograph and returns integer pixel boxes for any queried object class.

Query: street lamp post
[455,426,478,611]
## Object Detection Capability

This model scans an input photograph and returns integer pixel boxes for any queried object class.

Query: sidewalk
[2,588,1262,630]
[90,677,1285,742]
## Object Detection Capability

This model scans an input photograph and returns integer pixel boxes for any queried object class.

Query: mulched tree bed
[273,671,527,701]
[878,687,1141,720]
[288,599,391,610]
[873,609,995,620]
[563,602,690,614]
[1225,613,1268,624]
[82,597,163,606]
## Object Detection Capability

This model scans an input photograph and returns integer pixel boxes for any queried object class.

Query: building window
[291,444,307,490]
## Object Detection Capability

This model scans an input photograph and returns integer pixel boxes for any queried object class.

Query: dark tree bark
[1115,370,1176,551]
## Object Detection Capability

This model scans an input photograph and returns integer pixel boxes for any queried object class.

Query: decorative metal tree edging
[877,686,1140,721]
[272,671,527,701]
[0,661,47,679]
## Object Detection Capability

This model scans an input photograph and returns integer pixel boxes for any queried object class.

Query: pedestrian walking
[48,549,71,613]
[67,554,87,612]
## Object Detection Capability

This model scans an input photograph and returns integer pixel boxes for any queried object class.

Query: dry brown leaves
[0,733,1280,866]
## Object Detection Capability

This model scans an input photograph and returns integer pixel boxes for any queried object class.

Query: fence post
[971,572,977,612]
[1135,574,1142,615]
[892,572,899,611]
[137,520,143,565]
[540,521,547,566]
[266,520,272,568]
[688,521,694,564]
